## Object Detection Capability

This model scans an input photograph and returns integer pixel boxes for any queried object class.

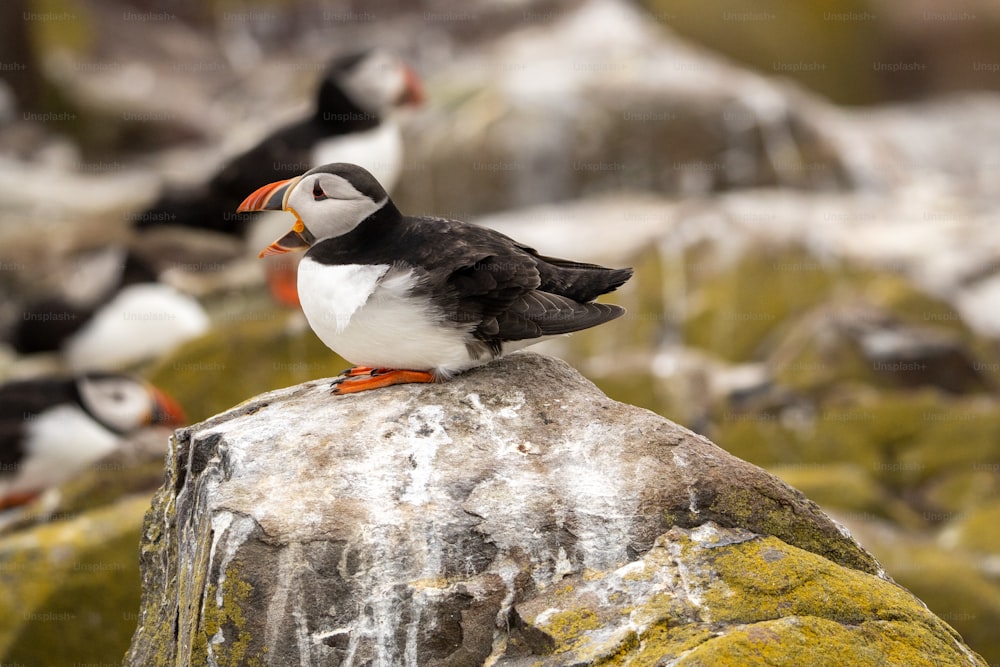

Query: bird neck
[308,199,403,262]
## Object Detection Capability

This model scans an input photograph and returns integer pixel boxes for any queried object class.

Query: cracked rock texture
[123,353,984,666]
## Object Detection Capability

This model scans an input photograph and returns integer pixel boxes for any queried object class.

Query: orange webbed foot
[331,367,435,394]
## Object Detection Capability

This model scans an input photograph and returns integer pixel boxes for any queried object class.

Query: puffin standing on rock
[238,162,633,393]
[0,373,186,510]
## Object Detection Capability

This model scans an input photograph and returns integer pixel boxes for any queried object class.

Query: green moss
[28,0,95,56]
[639,0,884,106]
[146,311,348,423]
[0,495,150,664]
[711,388,1000,534]
[124,477,182,667]
[198,562,265,667]
[947,500,1000,556]
[522,528,985,665]
[683,245,840,362]
[627,623,714,664]
[700,485,881,576]
[923,470,999,520]
[675,616,966,667]
[854,531,1000,665]
[543,608,603,653]
[700,538,909,624]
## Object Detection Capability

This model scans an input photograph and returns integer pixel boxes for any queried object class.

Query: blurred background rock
[1,0,999,664]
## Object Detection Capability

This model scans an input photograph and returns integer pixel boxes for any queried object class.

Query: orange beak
[237,176,297,214]
[237,176,314,257]
[148,386,186,426]
[398,64,425,107]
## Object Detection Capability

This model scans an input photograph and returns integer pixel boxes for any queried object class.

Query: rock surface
[123,353,983,666]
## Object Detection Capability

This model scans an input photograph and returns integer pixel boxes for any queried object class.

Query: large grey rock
[123,352,984,666]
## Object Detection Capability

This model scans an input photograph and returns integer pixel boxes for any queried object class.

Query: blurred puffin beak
[237,176,315,257]
[148,386,186,425]
[398,64,425,106]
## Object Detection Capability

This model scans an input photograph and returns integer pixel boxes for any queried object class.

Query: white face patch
[341,51,406,113]
[286,173,386,242]
[77,375,153,433]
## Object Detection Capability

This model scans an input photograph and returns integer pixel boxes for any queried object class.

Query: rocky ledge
[123,352,984,666]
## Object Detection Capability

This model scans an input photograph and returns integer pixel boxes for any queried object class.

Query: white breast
[297,260,479,374]
[2,404,119,498]
[64,283,210,371]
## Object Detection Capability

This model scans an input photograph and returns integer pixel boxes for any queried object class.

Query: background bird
[133,48,423,237]
[238,162,633,393]
[0,373,186,510]
[135,47,424,306]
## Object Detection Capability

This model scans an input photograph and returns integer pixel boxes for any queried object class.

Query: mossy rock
[922,470,1000,520]
[513,523,986,666]
[635,0,879,105]
[771,462,921,528]
[946,499,1000,557]
[683,245,840,363]
[0,495,150,666]
[712,387,1000,527]
[844,518,1000,665]
[683,242,985,372]
[767,302,992,398]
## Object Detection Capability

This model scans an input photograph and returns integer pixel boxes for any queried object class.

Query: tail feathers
[491,291,626,341]
[535,255,633,303]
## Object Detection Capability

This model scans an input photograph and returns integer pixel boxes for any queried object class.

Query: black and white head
[318,49,423,118]
[237,163,391,256]
[76,373,186,433]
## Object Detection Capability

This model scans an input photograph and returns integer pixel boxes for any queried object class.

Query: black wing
[395,218,631,348]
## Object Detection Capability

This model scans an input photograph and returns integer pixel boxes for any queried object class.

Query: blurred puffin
[136,48,424,306]
[0,373,185,510]
[10,246,210,371]
[238,163,632,393]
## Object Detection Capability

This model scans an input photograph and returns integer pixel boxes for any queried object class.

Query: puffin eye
[312,181,328,201]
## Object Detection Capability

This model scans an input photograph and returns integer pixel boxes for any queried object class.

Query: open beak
[148,386,186,426]
[237,176,315,257]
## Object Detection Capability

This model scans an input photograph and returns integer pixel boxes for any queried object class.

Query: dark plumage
[307,205,632,354]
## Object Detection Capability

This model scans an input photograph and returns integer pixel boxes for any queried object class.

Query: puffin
[237,163,633,393]
[134,48,423,306]
[11,247,210,370]
[0,373,186,510]
[134,48,423,237]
